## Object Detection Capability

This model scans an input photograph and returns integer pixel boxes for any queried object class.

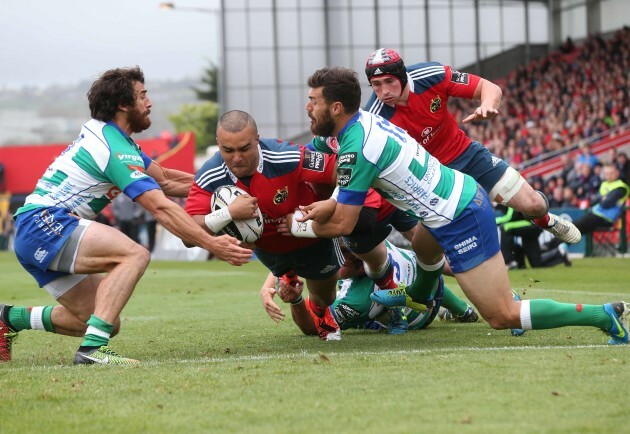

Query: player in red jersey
[364,48,581,245]
[185,110,343,340]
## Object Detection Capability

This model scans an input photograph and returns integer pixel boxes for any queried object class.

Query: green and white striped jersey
[15,120,159,220]
[311,109,478,228]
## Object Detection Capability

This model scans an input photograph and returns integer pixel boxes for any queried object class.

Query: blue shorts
[425,186,500,273]
[447,141,509,194]
[344,209,418,254]
[255,238,342,280]
[14,207,80,287]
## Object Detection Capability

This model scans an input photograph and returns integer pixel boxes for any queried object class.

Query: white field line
[4,344,622,372]
[514,288,630,297]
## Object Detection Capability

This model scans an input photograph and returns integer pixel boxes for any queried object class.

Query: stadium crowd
[450,27,629,205]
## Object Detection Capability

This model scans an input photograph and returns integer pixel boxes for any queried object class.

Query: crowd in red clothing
[450,27,629,209]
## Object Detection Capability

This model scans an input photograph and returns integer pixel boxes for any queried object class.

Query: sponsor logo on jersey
[422,127,433,137]
[34,247,48,263]
[262,213,284,225]
[273,186,289,204]
[429,198,439,206]
[339,153,357,166]
[303,149,325,172]
[115,153,143,163]
[333,303,360,325]
[106,186,122,201]
[337,168,353,187]
[130,170,147,179]
[429,96,442,113]
[491,156,502,167]
[451,71,469,84]
[454,236,478,255]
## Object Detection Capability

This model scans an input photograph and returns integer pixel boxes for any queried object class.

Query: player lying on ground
[261,240,479,335]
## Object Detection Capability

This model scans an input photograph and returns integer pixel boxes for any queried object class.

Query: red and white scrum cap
[365,48,408,88]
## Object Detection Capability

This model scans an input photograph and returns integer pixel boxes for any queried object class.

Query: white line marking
[4,344,623,372]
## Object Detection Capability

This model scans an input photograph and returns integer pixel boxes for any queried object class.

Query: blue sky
[0,0,220,88]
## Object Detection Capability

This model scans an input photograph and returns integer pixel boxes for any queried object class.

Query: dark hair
[218,110,258,134]
[88,66,145,121]
[307,67,361,114]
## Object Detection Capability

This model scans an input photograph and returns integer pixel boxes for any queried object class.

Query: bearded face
[310,106,336,137]
[127,104,151,134]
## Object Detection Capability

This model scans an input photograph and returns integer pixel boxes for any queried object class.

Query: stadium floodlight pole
[159,2,225,110]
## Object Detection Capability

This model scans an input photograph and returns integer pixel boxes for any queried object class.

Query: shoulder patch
[339,152,357,166]
[302,149,326,172]
[337,168,353,187]
[451,71,469,84]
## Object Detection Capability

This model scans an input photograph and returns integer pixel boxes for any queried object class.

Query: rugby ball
[211,185,264,243]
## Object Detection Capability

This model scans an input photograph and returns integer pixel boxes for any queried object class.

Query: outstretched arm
[146,161,194,197]
[135,189,252,265]
[462,78,502,123]
[261,271,318,335]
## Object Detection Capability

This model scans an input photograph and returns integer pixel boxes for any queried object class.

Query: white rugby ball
[211,185,264,243]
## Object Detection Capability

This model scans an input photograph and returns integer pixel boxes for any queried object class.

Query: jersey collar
[337,110,362,141]
[106,121,140,151]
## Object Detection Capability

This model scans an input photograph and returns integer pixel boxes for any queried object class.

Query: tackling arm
[135,189,252,265]
[145,161,194,197]
[291,202,363,238]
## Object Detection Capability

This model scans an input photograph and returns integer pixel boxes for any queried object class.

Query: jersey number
[376,118,407,144]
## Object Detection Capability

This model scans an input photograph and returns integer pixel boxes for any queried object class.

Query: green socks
[8,306,55,332]
[441,287,470,316]
[528,300,610,330]
[80,315,114,348]
[407,258,445,302]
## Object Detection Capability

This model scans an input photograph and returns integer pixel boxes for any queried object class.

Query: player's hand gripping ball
[211,185,264,243]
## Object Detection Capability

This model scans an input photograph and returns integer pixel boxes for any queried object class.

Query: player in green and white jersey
[261,240,477,334]
[279,67,629,345]
[0,67,252,365]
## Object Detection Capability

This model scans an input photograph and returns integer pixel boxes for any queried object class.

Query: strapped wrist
[290,210,317,238]
[330,186,339,202]
[204,207,232,233]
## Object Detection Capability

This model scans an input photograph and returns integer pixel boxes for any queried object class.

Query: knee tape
[488,167,525,205]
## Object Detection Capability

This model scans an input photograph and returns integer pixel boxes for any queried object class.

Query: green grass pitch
[1,251,628,434]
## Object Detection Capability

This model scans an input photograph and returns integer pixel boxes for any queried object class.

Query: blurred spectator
[559,153,577,184]
[112,194,144,243]
[548,186,564,208]
[561,186,579,208]
[569,162,601,206]
[614,151,630,184]
[0,211,13,250]
[576,143,599,168]
[496,206,571,269]
[453,27,629,168]
[565,164,629,238]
